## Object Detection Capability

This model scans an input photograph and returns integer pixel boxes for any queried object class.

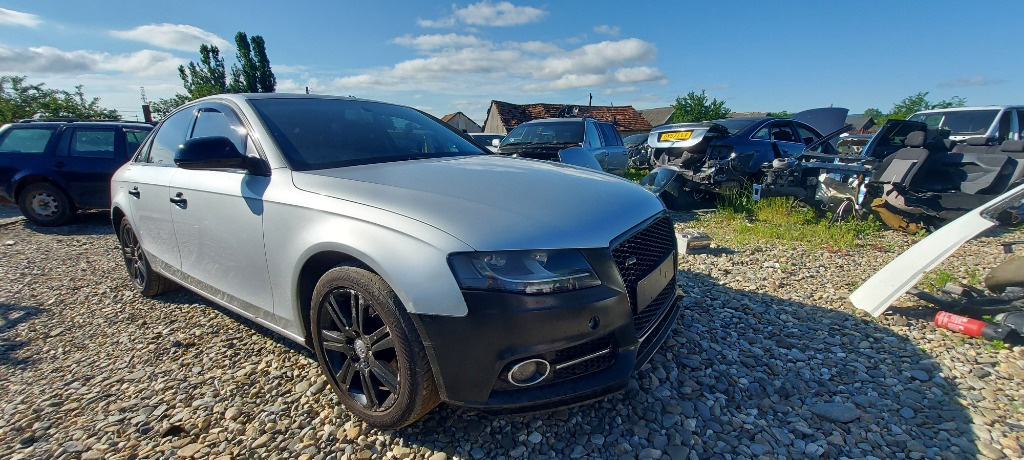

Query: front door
[168,104,274,317]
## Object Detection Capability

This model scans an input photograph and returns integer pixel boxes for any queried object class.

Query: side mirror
[175,136,266,175]
[491,139,501,148]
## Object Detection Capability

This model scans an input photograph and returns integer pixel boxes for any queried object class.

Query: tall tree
[178,44,229,99]
[230,32,258,93]
[671,90,731,123]
[251,35,276,93]
[887,91,967,120]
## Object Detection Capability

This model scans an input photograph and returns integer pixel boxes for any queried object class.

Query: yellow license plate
[659,131,692,141]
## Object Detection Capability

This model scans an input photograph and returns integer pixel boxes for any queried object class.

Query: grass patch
[623,168,648,183]
[700,188,883,248]
[919,269,956,293]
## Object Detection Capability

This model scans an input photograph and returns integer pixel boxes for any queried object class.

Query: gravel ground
[2,206,1024,459]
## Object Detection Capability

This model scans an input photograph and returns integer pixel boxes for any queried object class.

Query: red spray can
[934,311,1010,340]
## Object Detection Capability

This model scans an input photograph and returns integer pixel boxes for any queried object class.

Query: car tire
[118,219,175,296]
[311,266,439,429]
[18,182,75,226]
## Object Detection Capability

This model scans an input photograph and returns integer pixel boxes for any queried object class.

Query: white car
[111,94,680,428]
[908,105,1024,142]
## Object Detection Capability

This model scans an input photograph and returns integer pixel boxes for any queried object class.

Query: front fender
[10,169,70,200]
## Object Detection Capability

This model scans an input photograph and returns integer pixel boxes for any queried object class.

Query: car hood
[290,155,665,251]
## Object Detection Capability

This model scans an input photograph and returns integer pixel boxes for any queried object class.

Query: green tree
[251,35,276,93]
[178,44,229,99]
[671,90,730,123]
[229,32,276,93]
[886,91,967,120]
[0,75,119,124]
[229,32,258,93]
[767,110,792,118]
[149,94,191,119]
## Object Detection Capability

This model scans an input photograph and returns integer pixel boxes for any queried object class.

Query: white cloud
[614,67,663,84]
[937,76,1005,88]
[512,40,563,55]
[455,1,546,26]
[593,25,620,36]
[533,38,657,79]
[110,23,231,52]
[0,7,41,28]
[0,44,184,77]
[524,74,611,91]
[391,33,488,51]
[419,1,546,28]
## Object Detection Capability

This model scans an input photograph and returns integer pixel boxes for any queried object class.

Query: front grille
[633,281,676,338]
[611,214,676,316]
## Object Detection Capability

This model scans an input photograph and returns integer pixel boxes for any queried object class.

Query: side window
[770,122,800,143]
[124,128,150,157]
[996,110,1012,142]
[191,107,247,154]
[0,128,57,154]
[146,109,195,165]
[1016,109,1024,141]
[598,123,623,146]
[794,124,819,145]
[584,121,602,148]
[69,128,116,159]
[752,125,769,140]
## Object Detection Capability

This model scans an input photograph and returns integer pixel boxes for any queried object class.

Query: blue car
[0,119,153,225]
[639,108,850,209]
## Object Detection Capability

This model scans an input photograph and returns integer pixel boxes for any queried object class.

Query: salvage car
[111,94,681,429]
[496,117,629,176]
[908,105,1024,142]
[639,108,849,209]
[0,119,152,225]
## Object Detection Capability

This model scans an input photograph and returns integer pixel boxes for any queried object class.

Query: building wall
[445,113,482,133]
[482,104,507,134]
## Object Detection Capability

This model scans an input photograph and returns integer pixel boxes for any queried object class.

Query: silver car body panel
[850,182,1024,317]
[646,124,713,150]
[112,94,666,345]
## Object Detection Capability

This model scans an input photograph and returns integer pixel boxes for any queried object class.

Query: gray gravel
[1,207,1023,459]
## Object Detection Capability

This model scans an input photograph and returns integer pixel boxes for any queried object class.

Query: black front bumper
[411,246,680,412]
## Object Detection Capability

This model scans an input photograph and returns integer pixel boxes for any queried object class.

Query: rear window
[908,109,999,135]
[502,121,584,146]
[0,127,57,154]
[250,98,483,170]
[598,123,623,146]
[713,118,758,135]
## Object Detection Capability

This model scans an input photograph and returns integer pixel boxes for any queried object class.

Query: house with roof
[482,100,652,136]
[638,107,674,127]
[440,112,481,133]
[846,115,876,134]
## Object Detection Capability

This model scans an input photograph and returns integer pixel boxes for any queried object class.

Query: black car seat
[772,129,795,143]
[872,131,930,186]
[953,136,998,155]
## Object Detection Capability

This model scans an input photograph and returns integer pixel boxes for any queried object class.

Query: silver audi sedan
[111,94,680,428]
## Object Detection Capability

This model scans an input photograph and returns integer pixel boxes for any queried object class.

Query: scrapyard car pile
[110,94,680,428]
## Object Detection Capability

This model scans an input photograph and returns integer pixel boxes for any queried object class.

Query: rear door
[58,126,120,208]
[168,102,274,314]
[768,121,805,157]
[598,122,629,175]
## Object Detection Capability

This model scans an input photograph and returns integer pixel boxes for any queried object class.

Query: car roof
[913,105,1023,114]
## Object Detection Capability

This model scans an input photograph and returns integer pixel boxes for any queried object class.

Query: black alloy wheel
[319,287,400,412]
[311,266,439,428]
[118,219,174,296]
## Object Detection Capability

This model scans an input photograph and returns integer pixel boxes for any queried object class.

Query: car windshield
[712,118,758,135]
[908,109,1000,135]
[249,98,484,170]
[501,121,583,146]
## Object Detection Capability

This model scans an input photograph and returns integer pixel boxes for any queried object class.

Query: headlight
[448,249,601,294]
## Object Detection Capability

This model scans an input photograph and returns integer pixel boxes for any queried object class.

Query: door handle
[128,187,140,198]
[169,192,187,208]
[53,161,65,168]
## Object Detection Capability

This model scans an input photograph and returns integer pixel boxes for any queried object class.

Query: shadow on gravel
[18,211,112,236]
[0,302,42,367]
[392,270,979,459]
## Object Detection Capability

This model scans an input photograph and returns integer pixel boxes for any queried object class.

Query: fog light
[507,359,550,386]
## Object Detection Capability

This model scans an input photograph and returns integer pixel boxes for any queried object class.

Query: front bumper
[411,243,681,412]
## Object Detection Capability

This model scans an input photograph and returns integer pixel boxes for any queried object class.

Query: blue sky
[1,1,1020,124]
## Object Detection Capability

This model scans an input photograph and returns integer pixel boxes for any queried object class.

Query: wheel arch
[13,173,70,201]
[110,205,127,234]
[296,250,376,348]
